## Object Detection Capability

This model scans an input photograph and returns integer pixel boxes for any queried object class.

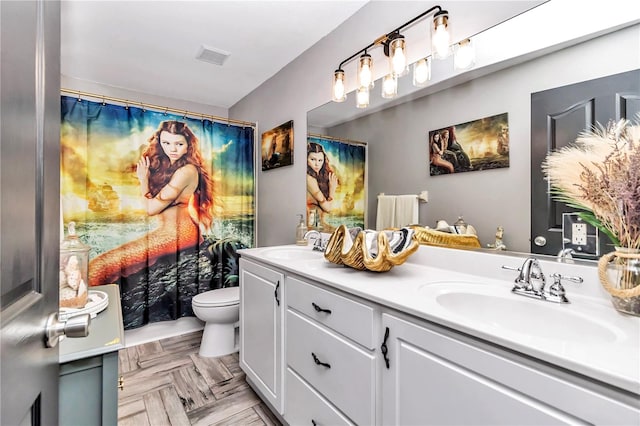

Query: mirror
[307,5,639,256]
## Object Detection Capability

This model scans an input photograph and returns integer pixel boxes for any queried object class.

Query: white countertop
[239,244,640,395]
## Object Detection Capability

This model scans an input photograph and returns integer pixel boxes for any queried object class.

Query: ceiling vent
[196,45,230,66]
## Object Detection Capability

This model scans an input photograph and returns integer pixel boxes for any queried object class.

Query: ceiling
[61,1,545,111]
[61,0,369,108]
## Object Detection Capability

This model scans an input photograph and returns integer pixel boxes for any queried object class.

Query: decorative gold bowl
[409,225,481,249]
[324,225,419,272]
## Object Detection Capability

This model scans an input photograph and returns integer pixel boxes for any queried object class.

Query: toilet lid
[192,287,239,307]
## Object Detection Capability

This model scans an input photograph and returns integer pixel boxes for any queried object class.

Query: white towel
[394,195,419,227]
[376,195,396,230]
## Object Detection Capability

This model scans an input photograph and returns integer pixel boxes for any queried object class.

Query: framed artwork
[261,120,293,171]
[429,112,509,176]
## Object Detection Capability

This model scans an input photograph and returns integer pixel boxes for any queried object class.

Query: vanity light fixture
[358,52,374,89]
[381,74,398,99]
[412,56,432,87]
[454,38,475,70]
[330,4,452,108]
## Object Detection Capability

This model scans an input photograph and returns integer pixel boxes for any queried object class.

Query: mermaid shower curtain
[307,135,366,230]
[61,96,255,329]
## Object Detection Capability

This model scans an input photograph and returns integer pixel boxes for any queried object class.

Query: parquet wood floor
[118,330,281,426]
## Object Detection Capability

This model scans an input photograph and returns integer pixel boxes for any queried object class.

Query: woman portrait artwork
[307,142,338,231]
[88,120,214,286]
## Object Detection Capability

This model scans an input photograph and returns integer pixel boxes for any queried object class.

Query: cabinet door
[380,314,579,426]
[239,259,284,414]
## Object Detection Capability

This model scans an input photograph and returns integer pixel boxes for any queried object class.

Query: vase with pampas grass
[543,116,640,316]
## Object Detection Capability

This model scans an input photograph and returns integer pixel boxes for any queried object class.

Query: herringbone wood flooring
[118,330,281,426]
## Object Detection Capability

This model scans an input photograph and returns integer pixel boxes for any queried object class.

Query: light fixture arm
[337,5,443,69]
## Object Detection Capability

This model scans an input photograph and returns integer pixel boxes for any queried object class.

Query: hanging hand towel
[394,194,419,228]
[376,195,396,230]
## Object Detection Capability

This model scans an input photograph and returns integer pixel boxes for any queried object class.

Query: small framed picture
[261,120,293,171]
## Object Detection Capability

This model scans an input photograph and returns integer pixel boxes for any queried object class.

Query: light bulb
[381,74,397,99]
[431,12,451,59]
[454,39,475,70]
[413,57,431,87]
[389,36,407,77]
[356,87,369,108]
[358,54,374,89]
[332,69,346,102]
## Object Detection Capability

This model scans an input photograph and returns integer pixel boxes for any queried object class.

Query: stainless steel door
[1,1,62,424]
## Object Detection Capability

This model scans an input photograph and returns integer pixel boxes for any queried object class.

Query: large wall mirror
[308,5,640,257]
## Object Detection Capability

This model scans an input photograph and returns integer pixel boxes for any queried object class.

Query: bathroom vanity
[239,245,640,425]
[59,284,125,425]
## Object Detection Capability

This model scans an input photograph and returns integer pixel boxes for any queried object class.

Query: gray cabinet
[239,258,285,414]
[59,284,124,426]
[59,352,119,425]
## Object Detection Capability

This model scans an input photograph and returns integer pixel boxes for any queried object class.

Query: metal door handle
[46,312,91,348]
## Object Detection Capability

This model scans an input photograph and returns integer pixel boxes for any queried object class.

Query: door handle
[45,312,91,348]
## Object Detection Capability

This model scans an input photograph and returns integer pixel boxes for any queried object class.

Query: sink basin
[421,282,622,344]
[260,246,323,261]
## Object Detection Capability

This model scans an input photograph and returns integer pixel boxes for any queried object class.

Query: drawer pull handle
[312,302,332,314]
[381,326,390,369]
[274,281,280,306]
[311,352,331,369]
[118,376,124,390]
[311,420,317,426]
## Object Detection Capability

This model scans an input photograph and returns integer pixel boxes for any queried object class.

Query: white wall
[327,26,640,252]
[61,75,229,119]
[231,0,640,248]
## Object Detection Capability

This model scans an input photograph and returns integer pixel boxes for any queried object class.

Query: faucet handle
[551,273,583,284]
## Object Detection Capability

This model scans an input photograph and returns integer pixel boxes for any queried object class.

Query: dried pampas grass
[542,115,640,249]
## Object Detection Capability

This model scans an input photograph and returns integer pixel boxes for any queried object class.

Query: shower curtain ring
[76,93,82,102]
[183,110,188,119]
[164,108,168,116]
[101,97,106,106]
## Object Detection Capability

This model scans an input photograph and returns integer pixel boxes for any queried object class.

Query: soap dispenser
[296,214,308,245]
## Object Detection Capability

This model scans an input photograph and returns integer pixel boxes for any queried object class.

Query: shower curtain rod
[308,132,367,147]
[60,88,256,128]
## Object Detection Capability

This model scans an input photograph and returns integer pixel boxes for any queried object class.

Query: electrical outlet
[572,223,587,245]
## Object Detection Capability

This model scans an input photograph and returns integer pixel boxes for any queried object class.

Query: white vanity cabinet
[381,312,640,426]
[239,258,285,414]
[285,276,378,426]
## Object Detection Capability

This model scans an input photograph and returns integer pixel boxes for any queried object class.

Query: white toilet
[192,286,240,357]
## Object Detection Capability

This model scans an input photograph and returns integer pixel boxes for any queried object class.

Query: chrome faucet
[502,257,583,303]
[304,230,326,252]
[557,248,576,260]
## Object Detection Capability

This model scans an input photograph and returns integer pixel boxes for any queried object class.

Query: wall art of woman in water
[306,142,338,231]
[88,120,214,286]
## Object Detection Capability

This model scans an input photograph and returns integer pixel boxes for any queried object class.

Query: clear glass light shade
[431,12,451,59]
[454,39,475,70]
[356,86,369,109]
[412,57,432,87]
[381,74,398,99]
[358,54,374,89]
[332,69,347,102]
[389,36,408,77]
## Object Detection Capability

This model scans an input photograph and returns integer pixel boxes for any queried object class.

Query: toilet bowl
[192,286,240,357]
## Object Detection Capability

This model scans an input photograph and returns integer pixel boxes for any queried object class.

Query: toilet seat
[192,287,239,308]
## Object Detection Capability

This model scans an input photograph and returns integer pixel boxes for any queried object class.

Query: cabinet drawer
[286,276,375,349]
[286,309,375,426]
[285,367,355,426]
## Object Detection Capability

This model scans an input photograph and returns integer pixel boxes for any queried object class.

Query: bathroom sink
[260,246,323,261]
[421,282,622,344]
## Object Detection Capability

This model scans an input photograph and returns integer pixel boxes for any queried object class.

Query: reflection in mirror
[308,4,640,257]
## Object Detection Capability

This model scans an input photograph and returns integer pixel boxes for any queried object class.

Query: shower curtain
[61,96,255,329]
[307,135,366,231]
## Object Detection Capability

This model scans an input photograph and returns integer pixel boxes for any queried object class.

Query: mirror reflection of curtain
[306,135,366,232]
[60,96,255,329]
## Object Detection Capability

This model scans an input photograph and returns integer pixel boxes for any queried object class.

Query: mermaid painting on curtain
[61,96,255,329]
